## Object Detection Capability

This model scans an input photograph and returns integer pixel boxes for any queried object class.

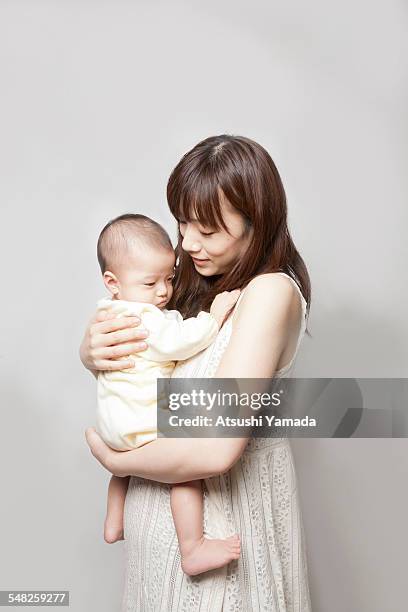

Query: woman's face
[178,197,253,277]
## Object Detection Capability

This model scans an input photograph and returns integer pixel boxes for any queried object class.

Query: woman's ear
[103,271,120,297]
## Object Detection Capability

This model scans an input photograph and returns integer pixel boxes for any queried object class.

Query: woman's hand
[79,309,150,373]
[85,427,122,475]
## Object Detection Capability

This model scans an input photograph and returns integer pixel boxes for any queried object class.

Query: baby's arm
[141,290,241,362]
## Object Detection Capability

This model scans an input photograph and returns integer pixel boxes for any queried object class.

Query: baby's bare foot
[181,534,240,576]
[104,517,124,544]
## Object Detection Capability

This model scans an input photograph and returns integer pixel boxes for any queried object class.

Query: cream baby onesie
[96,297,219,451]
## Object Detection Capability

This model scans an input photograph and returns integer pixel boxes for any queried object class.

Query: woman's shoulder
[246,272,297,292]
[245,272,302,304]
[232,272,304,325]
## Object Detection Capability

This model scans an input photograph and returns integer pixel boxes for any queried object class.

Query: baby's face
[115,247,176,309]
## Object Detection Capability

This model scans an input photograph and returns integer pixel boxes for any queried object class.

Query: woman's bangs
[176,172,228,231]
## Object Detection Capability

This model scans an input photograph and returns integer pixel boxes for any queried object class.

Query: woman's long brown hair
[166,135,311,334]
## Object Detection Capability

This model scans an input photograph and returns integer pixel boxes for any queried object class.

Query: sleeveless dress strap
[231,287,247,324]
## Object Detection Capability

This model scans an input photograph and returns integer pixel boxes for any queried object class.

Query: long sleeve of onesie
[97,298,219,362]
[139,308,219,361]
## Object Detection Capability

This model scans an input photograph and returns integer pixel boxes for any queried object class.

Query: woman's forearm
[110,437,247,484]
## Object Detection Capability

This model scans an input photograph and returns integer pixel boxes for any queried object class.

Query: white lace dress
[121,273,312,611]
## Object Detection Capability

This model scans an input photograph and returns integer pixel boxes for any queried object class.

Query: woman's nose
[181,226,201,253]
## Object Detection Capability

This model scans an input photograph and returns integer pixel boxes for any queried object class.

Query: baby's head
[97,213,176,309]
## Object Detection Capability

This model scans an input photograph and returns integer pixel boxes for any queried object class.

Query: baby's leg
[170,480,241,576]
[104,475,130,544]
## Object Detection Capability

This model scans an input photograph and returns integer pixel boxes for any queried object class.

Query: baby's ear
[103,271,120,297]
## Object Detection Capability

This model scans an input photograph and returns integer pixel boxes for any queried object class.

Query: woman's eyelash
[178,220,215,235]
[144,282,155,286]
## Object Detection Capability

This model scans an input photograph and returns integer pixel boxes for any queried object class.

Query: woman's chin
[193,261,216,275]
[195,267,213,276]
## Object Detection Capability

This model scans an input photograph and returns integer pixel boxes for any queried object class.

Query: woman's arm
[86,430,237,482]
[85,274,302,483]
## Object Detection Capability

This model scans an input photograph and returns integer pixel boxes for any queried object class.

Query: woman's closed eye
[178,220,216,236]
[144,282,155,287]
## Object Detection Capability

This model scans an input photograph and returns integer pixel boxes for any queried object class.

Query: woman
[81,135,313,611]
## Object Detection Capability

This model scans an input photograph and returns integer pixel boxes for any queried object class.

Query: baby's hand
[210,289,241,328]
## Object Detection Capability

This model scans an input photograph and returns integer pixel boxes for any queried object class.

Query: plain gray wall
[0,1,407,610]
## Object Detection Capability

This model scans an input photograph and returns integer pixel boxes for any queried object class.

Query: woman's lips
[192,257,210,266]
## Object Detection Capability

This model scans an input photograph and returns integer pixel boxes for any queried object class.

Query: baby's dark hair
[97,213,174,274]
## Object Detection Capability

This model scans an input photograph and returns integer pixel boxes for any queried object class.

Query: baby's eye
[200,229,216,236]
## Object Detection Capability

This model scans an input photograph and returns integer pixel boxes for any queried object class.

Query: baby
[94,213,241,576]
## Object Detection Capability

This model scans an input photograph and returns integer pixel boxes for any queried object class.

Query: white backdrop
[0,1,407,610]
